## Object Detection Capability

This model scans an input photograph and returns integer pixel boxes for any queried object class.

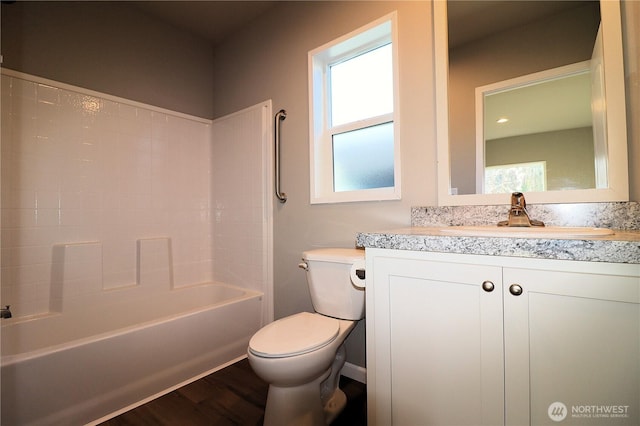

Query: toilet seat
[249,312,339,358]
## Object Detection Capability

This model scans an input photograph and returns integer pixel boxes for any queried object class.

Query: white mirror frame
[474,60,592,194]
[434,0,629,206]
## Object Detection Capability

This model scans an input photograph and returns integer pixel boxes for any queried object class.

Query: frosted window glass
[330,44,393,126]
[333,122,394,192]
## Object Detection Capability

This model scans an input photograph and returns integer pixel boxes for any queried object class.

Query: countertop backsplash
[411,202,640,230]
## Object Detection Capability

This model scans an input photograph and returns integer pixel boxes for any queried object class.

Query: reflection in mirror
[435,0,629,205]
[477,61,597,194]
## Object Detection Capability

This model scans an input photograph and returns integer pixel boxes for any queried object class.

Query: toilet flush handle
[350,260,366,289]
[298,261,308,271]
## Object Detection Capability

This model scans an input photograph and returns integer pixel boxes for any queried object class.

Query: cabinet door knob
[509,284,523,296]
[481,280,495,292]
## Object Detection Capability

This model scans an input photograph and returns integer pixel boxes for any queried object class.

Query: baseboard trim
[341,362,366,384]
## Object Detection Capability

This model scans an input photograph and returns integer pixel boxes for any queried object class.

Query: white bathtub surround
[211,102,274,307]
[1,70,214,318]
[50,242,103,312]
[1,70,274,425]
[137,237,173,289]
[47,238,174,313]
[1,69,273,319]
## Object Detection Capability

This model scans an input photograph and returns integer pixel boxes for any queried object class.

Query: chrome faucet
[498,192,545,227]
[1,305,12,319]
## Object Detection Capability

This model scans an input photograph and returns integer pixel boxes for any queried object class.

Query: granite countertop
[356,227,640,264]
[356,202,640,264]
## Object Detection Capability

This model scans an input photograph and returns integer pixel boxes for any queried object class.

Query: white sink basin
[440,226,614,238]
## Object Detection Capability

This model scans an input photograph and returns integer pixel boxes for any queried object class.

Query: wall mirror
[434,0,629,205]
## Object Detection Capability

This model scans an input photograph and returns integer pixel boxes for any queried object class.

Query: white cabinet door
[503,267,640,426]
[367,251,504,426]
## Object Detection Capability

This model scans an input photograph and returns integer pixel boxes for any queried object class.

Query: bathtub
[1,282,264,426]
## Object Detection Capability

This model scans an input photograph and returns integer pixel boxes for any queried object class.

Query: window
[308,13,400,203]
[484,161,547,194]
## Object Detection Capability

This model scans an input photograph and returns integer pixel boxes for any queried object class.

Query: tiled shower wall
[211,104,271,296]
[1,72,214,318]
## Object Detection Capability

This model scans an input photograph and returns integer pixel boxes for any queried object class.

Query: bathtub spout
[1,305,12,319]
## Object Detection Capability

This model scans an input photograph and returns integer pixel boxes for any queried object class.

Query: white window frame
[308,12,400,204]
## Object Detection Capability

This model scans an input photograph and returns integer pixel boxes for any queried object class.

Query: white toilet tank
[302,248,365,321]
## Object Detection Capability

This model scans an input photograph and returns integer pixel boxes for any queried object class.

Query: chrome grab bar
[275,109,287,203]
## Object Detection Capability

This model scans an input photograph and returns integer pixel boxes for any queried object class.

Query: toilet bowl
[247,248,365,426]
[248,313,356,425]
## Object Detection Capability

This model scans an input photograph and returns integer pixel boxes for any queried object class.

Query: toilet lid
[249,312,339,358]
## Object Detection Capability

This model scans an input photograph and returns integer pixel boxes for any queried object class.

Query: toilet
[247,248,366,426]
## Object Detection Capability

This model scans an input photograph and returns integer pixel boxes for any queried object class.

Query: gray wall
[486,127,596,191]
[1,1,214,118]
[448,3,600,195]
[622,0,640,202]
[1,0,638,369]
[210,1,436,366]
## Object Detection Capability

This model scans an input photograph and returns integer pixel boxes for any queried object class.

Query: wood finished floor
[100,358,367,426]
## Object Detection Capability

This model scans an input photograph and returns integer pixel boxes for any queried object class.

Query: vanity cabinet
[365,248,640,426]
